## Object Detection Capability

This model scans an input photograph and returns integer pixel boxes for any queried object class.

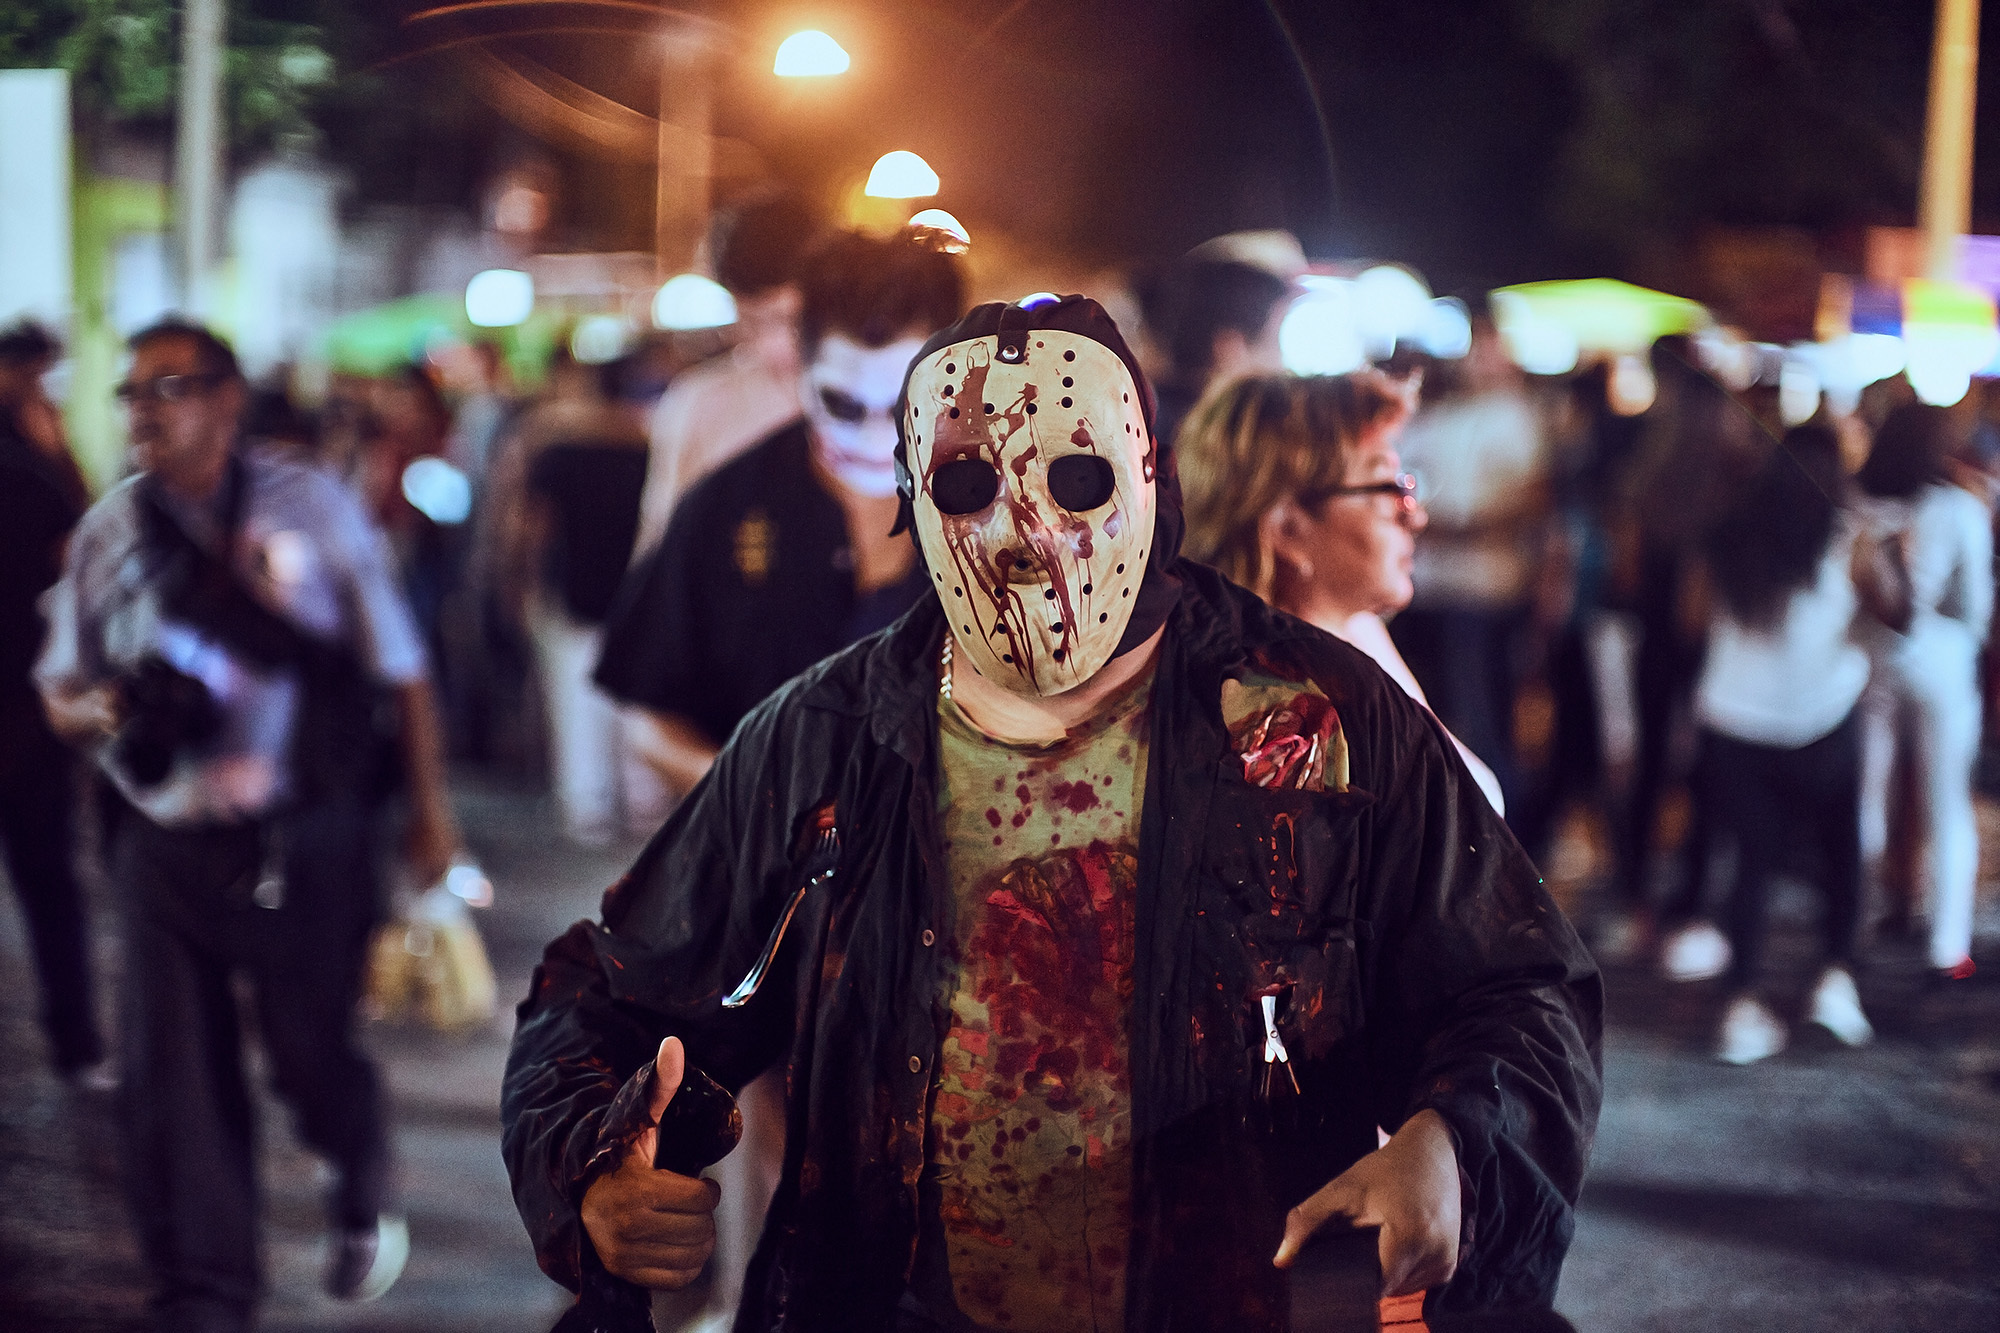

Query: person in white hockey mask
[507,296,1601,1333]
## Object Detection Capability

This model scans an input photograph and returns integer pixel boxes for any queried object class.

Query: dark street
[5,778,1998,1331]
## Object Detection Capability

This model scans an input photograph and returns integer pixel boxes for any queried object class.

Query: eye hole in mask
[932,458,1001,515]
[818,386,868,424]
[1048,454,1116,512]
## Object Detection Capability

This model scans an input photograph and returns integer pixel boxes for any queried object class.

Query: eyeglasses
[114,372,225,405]
[1303,472,1422,513]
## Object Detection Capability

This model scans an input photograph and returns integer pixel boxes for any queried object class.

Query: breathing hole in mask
[1048,454,1116,512]
[933,458,1001,515]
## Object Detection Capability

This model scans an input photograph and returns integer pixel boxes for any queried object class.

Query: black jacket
[502,563,1602,1330]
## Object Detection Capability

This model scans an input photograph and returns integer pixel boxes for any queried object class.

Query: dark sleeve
[499,696,813,1290]
[590,495,717,732]
[0,462,79,591]
[1353,677,1603,1312]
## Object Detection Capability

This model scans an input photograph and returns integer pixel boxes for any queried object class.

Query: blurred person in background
[634,191,825,556]
[0,318,90,508]
[1501,363,1634,875]
[1137,255,1295,447]
[242,380,318,458]
[1599,346,1763,964]
[597,228,966,795]
[488,349,664,844]
[35,321,466,1327]
[0,320,110,1089]
[1693,425,1878,1065]
[445,340,518,490]
[356,365,459,632]
[1178,371,1505,811]
[1853,404,1993,980]
[356,364,480,752]
[1389,317,1550,820]
[588,226,964,1332]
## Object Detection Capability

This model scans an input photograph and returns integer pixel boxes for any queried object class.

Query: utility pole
[655,28,715,279]
[173,0,226,313]
[1919,0,1981,282]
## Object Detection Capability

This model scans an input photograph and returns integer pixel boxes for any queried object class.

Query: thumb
[648,1035,685,1126]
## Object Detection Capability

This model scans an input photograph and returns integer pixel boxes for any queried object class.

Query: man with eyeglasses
[35,319,464,1329]
[586,227,964,1330]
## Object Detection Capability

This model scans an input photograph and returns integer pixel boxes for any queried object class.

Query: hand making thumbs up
[580,1037,724,1289]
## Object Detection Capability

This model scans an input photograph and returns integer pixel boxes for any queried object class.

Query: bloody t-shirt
[913,662,1155,1333]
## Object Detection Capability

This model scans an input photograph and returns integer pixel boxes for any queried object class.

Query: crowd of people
[1,205,1995,1332]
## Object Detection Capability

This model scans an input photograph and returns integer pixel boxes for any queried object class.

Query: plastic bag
[364,856,498,1031]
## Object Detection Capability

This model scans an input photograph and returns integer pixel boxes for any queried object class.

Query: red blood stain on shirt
[1049,779,1102,813]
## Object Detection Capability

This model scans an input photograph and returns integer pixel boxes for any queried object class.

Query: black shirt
[593,422,932,746]
[0,425,83,692]
[527,441,648,624]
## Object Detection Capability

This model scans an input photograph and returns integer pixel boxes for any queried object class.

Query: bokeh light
[773,31,850,77]
[865,151,940,199]
[464,269,534,328]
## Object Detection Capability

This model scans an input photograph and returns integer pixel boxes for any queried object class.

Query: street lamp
[652,273,737,330]
[908,208,970,249]
[774,30,850,77]
[865,151,939,199]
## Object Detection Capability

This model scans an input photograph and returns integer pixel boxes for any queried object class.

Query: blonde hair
[1179,372,1410,599]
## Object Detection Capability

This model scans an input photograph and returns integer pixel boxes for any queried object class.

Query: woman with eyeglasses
[1179,372,1505,812]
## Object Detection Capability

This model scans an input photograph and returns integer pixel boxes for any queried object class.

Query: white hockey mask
[904,327,1157,696]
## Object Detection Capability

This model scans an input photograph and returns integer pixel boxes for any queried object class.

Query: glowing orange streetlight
[865,151,939,199]
[774,30,849,77]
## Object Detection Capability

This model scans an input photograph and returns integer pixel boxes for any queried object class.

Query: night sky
[362,0,2000,293]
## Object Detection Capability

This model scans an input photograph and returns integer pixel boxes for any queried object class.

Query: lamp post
[1919,0,1981,282]
[654,28,852,278]
[655,28,718,280]
[173,0,226,313]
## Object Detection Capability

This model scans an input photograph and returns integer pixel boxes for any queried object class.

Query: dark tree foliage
[0,1,496,211]
[1519,0,1937,261]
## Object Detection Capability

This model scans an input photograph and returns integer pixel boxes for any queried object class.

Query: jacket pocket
[1196,769,1372,1064]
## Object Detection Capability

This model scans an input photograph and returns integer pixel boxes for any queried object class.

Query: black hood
[892,294,1183,661]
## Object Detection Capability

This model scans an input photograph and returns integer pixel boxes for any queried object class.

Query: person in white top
[1692,424,1878,1065]
[1853,404,1994,978]
[1176,371,1506,814]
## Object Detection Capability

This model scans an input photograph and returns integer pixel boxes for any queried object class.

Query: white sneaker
[1660,920,1732,981]
[1807,965,1874,1047]
[1716,995,1787,1065]
[325,1214,408,1302]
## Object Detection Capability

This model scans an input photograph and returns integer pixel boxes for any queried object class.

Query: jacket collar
[801,560,1307,767]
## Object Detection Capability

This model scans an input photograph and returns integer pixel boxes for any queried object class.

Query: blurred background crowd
[6,3,2000,1331]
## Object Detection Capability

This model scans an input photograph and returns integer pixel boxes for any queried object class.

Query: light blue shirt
[36,442,426,826]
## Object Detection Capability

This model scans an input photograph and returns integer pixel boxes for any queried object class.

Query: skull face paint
[801,333,929,498]
[906,329,1156,695]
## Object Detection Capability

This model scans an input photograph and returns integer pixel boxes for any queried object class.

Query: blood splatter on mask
[904,325,1156,696]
